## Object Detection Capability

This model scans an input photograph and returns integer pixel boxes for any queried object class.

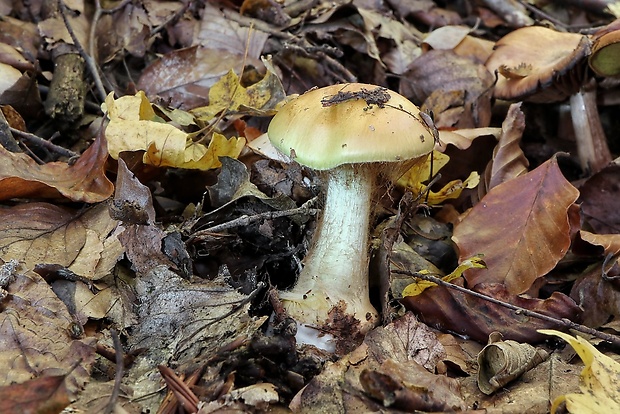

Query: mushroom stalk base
[280,164,379,336]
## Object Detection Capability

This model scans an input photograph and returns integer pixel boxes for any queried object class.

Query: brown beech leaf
[0,128,113,202]
[0,262,96,396]
[453,156,580,294]
[401,282,582,343]
[0,374,70,414]
[577,230,620,256]
[0,203,120,274]
[579,162,620,234]
[484,102,529,191]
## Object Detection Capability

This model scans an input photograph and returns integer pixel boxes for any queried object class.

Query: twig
[394,269,620,348]
[189,198,320,242]
[9,127,79,158]
[103,329,124,414]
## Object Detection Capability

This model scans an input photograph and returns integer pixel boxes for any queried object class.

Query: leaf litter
[1,0,620,413]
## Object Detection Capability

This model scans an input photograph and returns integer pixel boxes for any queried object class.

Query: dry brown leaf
[0,203,120,273]
[400,49,494,128]
[578,230,620,256]
[0,262,96,396]
[0,128,113,202]
[453,156,580,294]
[579,161,620,234]
[0,374,71,414]
[485,102,529,191]
[570,263,620,328]
[402,282,581,343]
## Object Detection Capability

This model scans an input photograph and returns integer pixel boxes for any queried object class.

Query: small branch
[189,198,320,242]
[394,269,620,348]
[103,329,124,414]
[10,127,79,158]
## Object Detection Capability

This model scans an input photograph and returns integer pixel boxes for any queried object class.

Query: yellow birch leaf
[540,330,620,414]
[402,255,486,297]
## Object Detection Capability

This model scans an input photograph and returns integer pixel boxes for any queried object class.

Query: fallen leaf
[541,330,620,413]
[0,127,113,202]
[0,262,96,396]
[402,255,486,297]
[402,282,582,343]
[290,313,465,412]
[484,102,529,191]
[452,156,580,294]
[579,161,620,234]
[0,203,120,275]
[104,91,246,170]
[0,374,70,414]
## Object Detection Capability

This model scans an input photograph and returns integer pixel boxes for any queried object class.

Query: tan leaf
[0,262,96,396]
[453,156,579,294]
[0,203,119,275]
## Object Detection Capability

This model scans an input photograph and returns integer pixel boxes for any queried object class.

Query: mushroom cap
[267,83,436,170]
[485,27,590,103]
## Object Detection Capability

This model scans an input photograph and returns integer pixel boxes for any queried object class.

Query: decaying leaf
[0,202,121,275]
[291,313,465,412]
[104,91,246,170]
[541,330,620,413]
[453,156,580,294]
[477,334,549,395]
[191,57,286,120]
[0,262,96,396]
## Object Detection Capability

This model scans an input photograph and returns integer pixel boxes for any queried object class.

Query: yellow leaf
[192,60,285,121]
[402,255,486,297]
[398,151,479,205]
[540,330,620,414]
[104,92,246,170]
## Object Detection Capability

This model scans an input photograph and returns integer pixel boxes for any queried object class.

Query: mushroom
[485,26,612,175]
[267,83,436,348]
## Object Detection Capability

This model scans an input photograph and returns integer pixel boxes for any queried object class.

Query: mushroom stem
[569,81,612,174]
[280,164,379,333]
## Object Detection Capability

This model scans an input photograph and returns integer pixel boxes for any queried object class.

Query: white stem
[570,82,612,174]
[280,164,378,331]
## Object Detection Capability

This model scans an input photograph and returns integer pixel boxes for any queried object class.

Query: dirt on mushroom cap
[267,83,436,170]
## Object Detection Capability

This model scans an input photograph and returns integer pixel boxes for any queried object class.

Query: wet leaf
[453,156,580,294]
[541,330,620,414]
[0,128,113,202]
